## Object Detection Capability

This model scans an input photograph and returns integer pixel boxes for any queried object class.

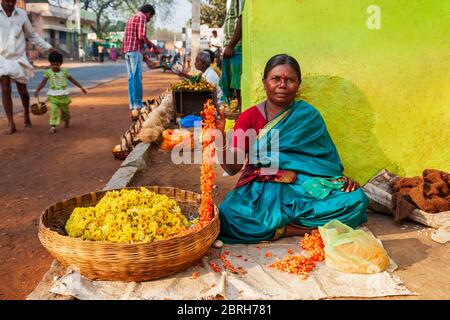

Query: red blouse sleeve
[230,106,266,153]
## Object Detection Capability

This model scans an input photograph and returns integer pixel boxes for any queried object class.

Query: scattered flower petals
[270,232,325,280]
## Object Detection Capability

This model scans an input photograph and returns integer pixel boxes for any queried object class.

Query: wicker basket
[112,134,131,161]
[30,97,48,116]
[38,186,220,281]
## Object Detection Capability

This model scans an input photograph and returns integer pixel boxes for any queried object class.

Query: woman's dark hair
[263,54,301,83]
[203,49,215,64]
[140,4,155,15]
[48,51,63,64]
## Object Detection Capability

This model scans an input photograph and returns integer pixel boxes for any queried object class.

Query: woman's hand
[339,177,360,192]
[34,90,40,98]
[216,106,226,133]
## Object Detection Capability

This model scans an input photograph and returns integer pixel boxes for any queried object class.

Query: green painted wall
[242,0,450,183]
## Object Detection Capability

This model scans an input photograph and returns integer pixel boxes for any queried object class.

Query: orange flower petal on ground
[220,255,247,275]
[209,261,221,273]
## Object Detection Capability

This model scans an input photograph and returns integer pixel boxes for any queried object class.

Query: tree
[120,0,175,21]
[104,20,126,33]
[77,0,175,37]
[77,0,120,36]
[200,0,226,28]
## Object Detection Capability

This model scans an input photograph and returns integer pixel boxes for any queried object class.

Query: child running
[35,51,87,133]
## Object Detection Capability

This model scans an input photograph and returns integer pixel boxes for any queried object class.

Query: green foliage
[201,0,226,27]
[79,0,175,37]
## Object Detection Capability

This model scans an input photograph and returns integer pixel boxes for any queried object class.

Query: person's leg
[131,51,143,110]
[236,90,242,112]
[58,96,71,128]
[1,76,17,134]
[125,53,135,110]
[48,97,60,133]
[230,46,242,111]
[293,188,369,230]
[219,57,232,104]
[16,81,32,127]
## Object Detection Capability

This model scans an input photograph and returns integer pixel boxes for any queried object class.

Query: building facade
[26,1,95,59]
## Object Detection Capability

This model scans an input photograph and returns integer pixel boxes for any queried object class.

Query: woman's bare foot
[49,126,56,134]
[284,224,317,237]
[4,123,17,135]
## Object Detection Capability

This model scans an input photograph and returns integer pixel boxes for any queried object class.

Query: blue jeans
[125,51,143,110]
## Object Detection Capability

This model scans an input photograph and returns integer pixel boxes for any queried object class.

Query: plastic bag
[318,220,390,274]
[180,115,202,128]
[160,129,193,151]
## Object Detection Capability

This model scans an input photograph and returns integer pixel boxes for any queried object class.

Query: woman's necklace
[264,101,280,121]
[264,101,269,121]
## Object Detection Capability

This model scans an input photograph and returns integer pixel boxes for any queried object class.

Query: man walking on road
[0,0,53,134]
[123,3,158,120]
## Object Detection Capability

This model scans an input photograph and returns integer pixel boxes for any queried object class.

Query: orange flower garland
[199,99,216,224]
[270,232,325,280]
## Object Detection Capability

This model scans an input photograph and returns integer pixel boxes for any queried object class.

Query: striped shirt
[224,0,244,46]
[123,12,154,54]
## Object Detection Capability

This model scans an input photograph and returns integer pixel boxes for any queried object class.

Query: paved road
[1,62,129,117]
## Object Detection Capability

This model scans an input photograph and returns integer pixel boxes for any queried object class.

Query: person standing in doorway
[123,4,158,121]
[220,0,244,110]
[0,0,54,134]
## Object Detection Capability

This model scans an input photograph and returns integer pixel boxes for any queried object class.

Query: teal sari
[219,100,368,244]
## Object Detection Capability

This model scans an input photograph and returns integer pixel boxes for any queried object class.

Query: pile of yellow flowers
[65,188,197,243]
[171,77,214,91]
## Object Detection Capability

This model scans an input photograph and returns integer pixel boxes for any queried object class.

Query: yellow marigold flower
[65,188,195,243]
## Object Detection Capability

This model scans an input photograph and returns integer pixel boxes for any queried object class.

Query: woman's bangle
[215,137,228,151]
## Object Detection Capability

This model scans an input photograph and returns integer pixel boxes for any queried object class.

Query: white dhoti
[0,54,34,84]
[0,7,51,84]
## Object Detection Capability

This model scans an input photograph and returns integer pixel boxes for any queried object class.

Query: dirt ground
[0,70,179,300]
[132,147,450,300]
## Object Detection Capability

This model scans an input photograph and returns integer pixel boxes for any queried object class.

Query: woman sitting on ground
[215,54,369,244]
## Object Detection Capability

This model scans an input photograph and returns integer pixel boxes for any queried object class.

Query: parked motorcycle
[160,53,184,74]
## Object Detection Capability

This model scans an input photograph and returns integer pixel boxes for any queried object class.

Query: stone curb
[103,142,151,191]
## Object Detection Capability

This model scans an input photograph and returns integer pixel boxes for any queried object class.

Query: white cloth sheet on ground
[34,228,414,300]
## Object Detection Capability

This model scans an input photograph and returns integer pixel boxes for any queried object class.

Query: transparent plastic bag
[318,220,390,274]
